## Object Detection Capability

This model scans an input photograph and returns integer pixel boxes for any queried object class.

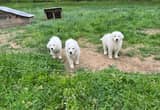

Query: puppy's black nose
[51,48,53,50]
[116,39,118,42]
[70,52,72,54]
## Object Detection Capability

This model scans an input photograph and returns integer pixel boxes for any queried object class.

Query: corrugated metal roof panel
[0,6,34,18]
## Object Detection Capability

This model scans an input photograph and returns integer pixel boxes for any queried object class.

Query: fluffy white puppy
[101,31,124,59]
[47,36,62,59]
[65,39,80,69]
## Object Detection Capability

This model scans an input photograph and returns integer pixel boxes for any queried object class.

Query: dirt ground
[0,30,23,49]
[78,48,160,73]
[141,28,160,35]
[65,38,160,73]
[1,30,160,73]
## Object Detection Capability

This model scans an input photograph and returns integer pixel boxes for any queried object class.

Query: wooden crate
[44,7,62,19]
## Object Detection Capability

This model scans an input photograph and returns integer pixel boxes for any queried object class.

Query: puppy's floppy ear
[120,33,124,39]
[116,32,124,39]
[75,48,77,53]
[121,34,124,39]
[111,34,115,41]
[100,34,103,41]
[46,43,50,48]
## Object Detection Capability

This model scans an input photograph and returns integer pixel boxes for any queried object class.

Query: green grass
[3,1,160,56]
[154,55,160,60]
[0,1,160,109]
[124,50,136,57]
[1,68,160,109]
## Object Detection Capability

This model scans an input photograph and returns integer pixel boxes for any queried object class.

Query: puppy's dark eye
[69,48,70,49]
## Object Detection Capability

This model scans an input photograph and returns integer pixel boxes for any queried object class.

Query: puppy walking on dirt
[47,36,62,59]
[101,31,124,59]
[65,39,80,69]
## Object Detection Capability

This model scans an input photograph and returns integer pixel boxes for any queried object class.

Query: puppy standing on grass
[47,36,62,59]
[101,31,124,59]
[65,39,80,69]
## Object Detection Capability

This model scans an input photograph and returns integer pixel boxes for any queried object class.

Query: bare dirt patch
[141,28,160,35]
[0,30,41,54]
[79,48,160,73]
[0,33,11,44]
[0,30,24,49]
[9,42,21,49]
[65,38,160,73]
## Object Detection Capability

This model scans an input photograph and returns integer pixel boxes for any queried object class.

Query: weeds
[0,1,160,109]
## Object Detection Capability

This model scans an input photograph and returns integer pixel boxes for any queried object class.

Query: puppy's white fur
[101,31,124,59]
[47,36,62,59]
[65,39,80,69]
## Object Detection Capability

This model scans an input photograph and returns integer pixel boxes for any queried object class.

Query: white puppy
[65,39,80,69]
[101,31,124,59]
[47,36,62,59]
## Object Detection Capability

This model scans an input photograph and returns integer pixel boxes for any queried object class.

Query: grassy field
[0,1,160,109]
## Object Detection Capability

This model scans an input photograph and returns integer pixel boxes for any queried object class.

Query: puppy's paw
[75,61,79,65]
[114,55,119,59]
[52,55,56,59]
[104,52,107,55]
[58,56,62,59]
[70,64,74,69]
[109,56,112,59]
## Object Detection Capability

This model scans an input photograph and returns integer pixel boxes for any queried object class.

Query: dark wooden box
[44,7,62,19]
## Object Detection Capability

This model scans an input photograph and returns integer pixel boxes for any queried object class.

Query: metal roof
[0,6,34,18]
[44,7,62,9]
